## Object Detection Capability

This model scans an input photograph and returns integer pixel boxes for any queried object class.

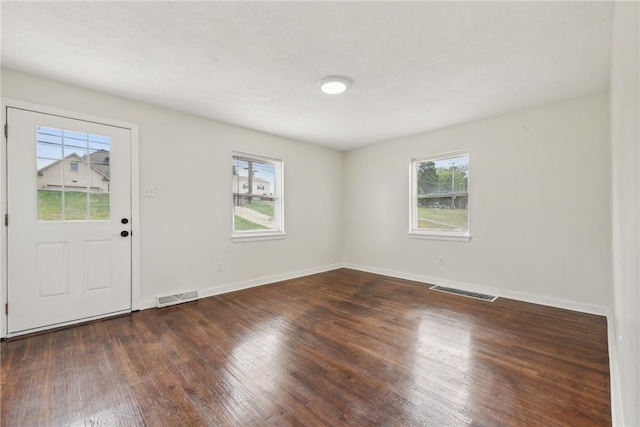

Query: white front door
[6,107,132,335]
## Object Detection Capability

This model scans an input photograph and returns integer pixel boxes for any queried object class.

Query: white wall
[0,72,614,314]
[343,93,612,313]
[1,69,344,307]
[610,1,640,425]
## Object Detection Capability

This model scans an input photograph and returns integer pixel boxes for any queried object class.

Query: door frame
[1,98,140,338]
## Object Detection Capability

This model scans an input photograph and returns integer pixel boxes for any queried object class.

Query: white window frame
[231,151,285,243]
[409,150,470,242]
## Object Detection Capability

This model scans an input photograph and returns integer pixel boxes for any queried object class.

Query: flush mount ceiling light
[318,76,351,95]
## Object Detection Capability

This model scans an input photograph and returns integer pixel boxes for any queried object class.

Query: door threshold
[5,310,132,340]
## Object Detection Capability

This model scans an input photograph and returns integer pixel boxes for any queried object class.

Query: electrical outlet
[217,262,224,272]
[438,256,444,265]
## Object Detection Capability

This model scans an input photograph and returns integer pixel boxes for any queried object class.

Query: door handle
[121,218,129,224]
[121,231,129,237]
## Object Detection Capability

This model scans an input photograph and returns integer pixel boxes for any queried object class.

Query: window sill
[408,231,471,242]
[231,231,286,243]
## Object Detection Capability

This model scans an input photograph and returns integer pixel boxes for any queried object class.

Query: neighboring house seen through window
[37,126,112,221]
[410,152,470,241]
[232,152,284,241]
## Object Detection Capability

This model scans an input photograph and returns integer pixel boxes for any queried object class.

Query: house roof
[86,150,110,179]
[236,176,270,184]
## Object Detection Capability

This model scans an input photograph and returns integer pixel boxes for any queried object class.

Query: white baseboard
[343,263,609,316]
[138,263,343,310]
[607,312,625,427]
[141,262,607,315]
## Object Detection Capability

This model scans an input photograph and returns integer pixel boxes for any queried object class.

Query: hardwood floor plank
[1,269,610,426]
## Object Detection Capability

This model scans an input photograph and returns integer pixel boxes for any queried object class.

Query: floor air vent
[430,285,497,302]
[157,290,199,308]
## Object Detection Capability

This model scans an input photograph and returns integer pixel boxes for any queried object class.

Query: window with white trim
[410,152,469,241]
[232,152,284,241]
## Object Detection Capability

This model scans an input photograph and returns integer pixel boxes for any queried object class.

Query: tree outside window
[411,152,469,240]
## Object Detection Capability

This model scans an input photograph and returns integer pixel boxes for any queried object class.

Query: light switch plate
[143,185,156,197]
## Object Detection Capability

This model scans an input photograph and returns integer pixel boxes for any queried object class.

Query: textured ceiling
[1,1,614,151]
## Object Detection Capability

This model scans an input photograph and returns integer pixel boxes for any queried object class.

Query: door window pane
[63,189,89,221]
[36,126,111,221]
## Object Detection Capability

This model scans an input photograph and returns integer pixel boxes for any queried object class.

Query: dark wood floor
[1,269,610,426]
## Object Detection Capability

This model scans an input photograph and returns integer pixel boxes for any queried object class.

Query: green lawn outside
[242,199,274,219]
[38,190,110,221]
[234,215,268,231]
[417,207,468,230]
